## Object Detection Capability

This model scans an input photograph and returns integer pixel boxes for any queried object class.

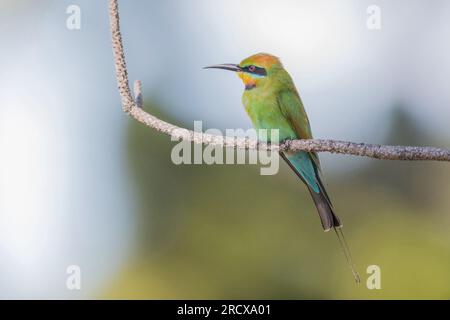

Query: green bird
[205,53,360,282]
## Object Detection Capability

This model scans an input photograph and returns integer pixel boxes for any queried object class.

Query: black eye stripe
[242,65,267,76]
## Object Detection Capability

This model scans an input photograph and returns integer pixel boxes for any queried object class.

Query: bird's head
[204,53,283,90]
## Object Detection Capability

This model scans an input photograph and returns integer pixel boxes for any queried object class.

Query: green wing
[277,89,312,139]
[276,89,321,169]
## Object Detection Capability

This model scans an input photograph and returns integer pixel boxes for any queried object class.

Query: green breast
[242,89,297,142]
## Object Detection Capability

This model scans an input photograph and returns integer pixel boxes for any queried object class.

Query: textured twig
[108,0,450,161]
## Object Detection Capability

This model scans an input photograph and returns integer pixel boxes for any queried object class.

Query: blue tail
[282,151,360,282]
[281,151,341,231]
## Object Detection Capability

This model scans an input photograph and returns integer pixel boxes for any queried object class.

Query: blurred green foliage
[104,102,450,299]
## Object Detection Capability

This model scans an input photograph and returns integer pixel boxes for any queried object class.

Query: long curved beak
[203,64,242,72]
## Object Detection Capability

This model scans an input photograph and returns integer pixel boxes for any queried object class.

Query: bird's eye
[248,65,256,72]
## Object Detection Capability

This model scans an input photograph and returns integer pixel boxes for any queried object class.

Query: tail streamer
[334,227,361,283]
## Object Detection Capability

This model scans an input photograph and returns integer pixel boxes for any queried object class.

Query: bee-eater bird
[205,53,360,283]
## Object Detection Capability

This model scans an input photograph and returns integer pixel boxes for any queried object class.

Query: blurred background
[1,0,450,299]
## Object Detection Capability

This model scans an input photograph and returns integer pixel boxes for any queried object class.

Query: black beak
[203,64,242,72]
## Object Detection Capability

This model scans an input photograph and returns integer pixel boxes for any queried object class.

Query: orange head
[204,53,283,90]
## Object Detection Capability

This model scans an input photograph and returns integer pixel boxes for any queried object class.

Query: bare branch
[108,0,450,162]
